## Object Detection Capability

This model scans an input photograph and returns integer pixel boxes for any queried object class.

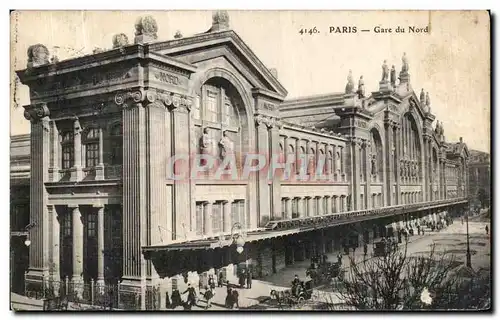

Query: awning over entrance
[142,228,302,253]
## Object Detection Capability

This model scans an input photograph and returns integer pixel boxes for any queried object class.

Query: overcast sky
[10,10,490,152]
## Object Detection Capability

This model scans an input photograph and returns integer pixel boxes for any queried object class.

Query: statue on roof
[345,70,355,94]
[357,76,366,98]
[135,15,158,39]
[174,30,183,39]
[390,65,397,87]
[434,121,440,135]
[401,52,409,73]
[212,10,230,31]
[112,33,129,49]
[27,44,50,67]
[420,89,425,105]
[426,92,431,107]
[382,60,389,81]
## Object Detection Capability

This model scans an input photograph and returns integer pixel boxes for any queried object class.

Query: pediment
[150,30,287,99]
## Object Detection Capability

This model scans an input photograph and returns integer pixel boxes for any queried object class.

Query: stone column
[342,196,347,212]
[384,121,394,206]
[256,117,271,225]
[70,205,83,291]
[24,106,51,288]
[350,138,361,210]
[95,205,105,287]
[223,201,231,233]
[340,146,345,181]
[270,125,282,220]
[285,198,293,220]
[395,126,401,204]
[429,144,434,201]
[204,202,213,237]
[298,198,305,218]
[295,139,301,175]
[70,119,83,182]
[333,196,338,213]
[317,197,323,216]
[326,196,332,215]
[95,126,105,180]
[307,197,314,216]
[49,205,60,285]
[364,141,371,209]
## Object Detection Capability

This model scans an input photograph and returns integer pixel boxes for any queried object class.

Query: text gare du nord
[328,25,430,33]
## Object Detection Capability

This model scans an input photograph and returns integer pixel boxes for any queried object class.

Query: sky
[10,10,490,152]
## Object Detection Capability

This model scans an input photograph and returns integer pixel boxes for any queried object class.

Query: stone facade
[12,12,471,307]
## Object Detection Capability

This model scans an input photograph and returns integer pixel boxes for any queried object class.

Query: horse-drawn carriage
[270,279,313,309]
[306,260,342,285]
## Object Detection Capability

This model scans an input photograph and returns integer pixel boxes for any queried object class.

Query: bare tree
[334,242,462,310]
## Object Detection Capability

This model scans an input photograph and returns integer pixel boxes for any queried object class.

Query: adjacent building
[12,11,470,308]
[467,149,491,208]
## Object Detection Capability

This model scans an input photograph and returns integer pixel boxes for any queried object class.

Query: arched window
[288,144,295,175]
[84,128,100,168]
[110,123,123,165]
[61,131,74,169]
[327,150,333,174]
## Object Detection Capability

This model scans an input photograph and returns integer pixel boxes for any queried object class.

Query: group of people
[237,269,253,289]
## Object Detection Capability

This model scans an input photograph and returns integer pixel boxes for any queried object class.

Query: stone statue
[381,60,389,81]
[112,33,129,49]
[425,92,431,107]
[135,15,158,39]
[420,89,425,105]
[345,70,355,94]
[219,130,234,159]
[27,44,50,67]
[200,128,214,155]
[402,52,409,73]
[434,121,440,135]
[212,10,230,31]
[390,65,397,87]
[440,122,445,136]
[174,30,183,39]
[357,76,365,98]
[371,155,377,175]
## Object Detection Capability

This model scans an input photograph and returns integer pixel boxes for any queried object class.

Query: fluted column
[395,126,401,204]
[326,196,332,215]
[307,197,314,216]
[363,141,371,209]
[342,196,347,212]
[285,198,292,219]
[204,202,213,237]
[295,139,301,175]
[298,197,305,218]
[95,205,105,286]
[49,120,60,182]
[24,106,51,286]
[223,201,231,233]
[70,205,83,285]
[384,121,394,206]
[270,125,282,220]
[256,117,271,225]
[49,205,60,283]
[333,196,338,213]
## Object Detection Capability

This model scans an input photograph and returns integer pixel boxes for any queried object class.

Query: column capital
[67,204,80,209]
[23,103,50,123]
[93,204,105,209]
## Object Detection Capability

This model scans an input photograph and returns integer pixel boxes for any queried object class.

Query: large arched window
[61,131,74,169]
[195,77,244,170]
[400,113,422,183]
[83,128,99,168]
[110,123,123,165]
[370,128,384,183]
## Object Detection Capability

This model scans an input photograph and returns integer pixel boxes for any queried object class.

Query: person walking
[217,271,224,288]
[246,269,253,289]
[208,275,216,291]
[485,225,489,235]
[225,286,233,309]
[183,283,197,308]
[363,242,368,258]
[203,287,214,309]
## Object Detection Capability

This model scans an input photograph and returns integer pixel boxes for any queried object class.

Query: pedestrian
[231,289,240,309]
[208,274,216,291]
[165,290,171,309]
[218,271,224,288]
[363,243,368,258]
[203,287,214,309]
[485,225,489,235]
[337,253,342,265]
[183,283,197,308]
[246,269,253,289]
[239,270,246,288]
[225,286,232,308]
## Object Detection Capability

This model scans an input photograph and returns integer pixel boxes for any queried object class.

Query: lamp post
[465,211,472,268]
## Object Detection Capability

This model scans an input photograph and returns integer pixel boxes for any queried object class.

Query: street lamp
[465,211,472,268]
[218,222,247,254]
[24,222,37,247]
